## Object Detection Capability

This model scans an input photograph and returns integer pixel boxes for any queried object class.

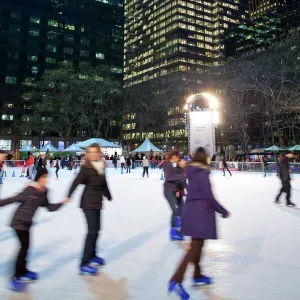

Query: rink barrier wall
[2,160,300,174]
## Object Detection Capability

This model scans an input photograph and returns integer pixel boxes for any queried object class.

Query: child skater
[20,165,27,178]
[168,148,229,299]
[0,168,69,292]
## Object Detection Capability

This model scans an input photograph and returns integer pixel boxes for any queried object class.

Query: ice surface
[0,167,300,300]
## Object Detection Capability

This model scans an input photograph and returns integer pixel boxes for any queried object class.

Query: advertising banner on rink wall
[219,162,238,171]
[189,111,215,158]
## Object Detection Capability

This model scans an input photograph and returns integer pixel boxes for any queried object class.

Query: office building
[124,0,248,87]
[0,0,123,150]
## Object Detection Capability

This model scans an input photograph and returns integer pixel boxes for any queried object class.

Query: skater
[175,157,187,219]
[55,158,60,180]
[26,153,35,180]
[2,161,7,178]
[262,155,268,177]
[126,156,132,173]
[142,156,149,177]
[120,155,126,172]
[168,147,229,299]
[65,143,112,276]
[222,156,232,176]
[164,150,186,241]
[0,168,69,292]
[276,156,280,177]
[112,155,118,169]
[20,166,26,178]
[275,151,295,207]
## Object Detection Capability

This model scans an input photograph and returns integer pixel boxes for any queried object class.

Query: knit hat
[35,168,48,181]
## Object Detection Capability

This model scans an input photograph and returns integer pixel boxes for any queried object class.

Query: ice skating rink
[0,168,300,300]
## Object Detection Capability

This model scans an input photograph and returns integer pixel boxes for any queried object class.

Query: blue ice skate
[16,271,39,281]
[90,256,106,267]
[168,281,190,299]
[170,228,184,241]
[79,265,98,276]
[174,216,182,229]
[193,275,213,286]
[9,279,27,292]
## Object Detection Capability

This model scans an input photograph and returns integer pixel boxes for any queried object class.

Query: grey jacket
[0,184,63,231]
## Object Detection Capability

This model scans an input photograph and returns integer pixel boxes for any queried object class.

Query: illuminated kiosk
[185,93,220,157]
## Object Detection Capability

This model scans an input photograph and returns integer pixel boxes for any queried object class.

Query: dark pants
[164,190,180,227]
[276,180,291,204]
[81,209,101,267]
[143,167,149,177]
[113,163,117,169]
[55,167,59,178]
[14,229,30,277]
[177,195,184,217]
[2,171,7,177]
[121,163,125,171]
[171,239,204,283]
[223,166,232,176]
[126,166,131,173]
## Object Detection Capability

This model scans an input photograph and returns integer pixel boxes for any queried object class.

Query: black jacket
[0,185,63,231]
[68,161,112,210]
[126,158,131,166]
[279,156,291,181]
[222,158,227,167]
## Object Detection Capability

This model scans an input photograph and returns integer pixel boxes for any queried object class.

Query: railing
[2,160,300,174]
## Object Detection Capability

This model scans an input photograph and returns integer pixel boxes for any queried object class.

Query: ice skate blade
[79,271,98,276]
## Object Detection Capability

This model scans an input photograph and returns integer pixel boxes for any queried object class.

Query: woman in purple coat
[168,147,229,300]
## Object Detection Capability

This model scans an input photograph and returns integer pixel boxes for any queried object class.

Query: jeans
[126,166,131,173]
[171,239,204,283]
[1,171,7,177]
[223,166,232,176]
[121,163,125,171]
[276,180,291,204]
[55,167,59,178]
[143,167,149,177]
[81,209,101,267]
[14,230,30,277]
[28,165,34,179]
[164,190,180,227]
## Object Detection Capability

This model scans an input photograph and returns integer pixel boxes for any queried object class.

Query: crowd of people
[0,146,298,298]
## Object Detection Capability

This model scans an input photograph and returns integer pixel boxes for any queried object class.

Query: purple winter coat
[181,163,228,240]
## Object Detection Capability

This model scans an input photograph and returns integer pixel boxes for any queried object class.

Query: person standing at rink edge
[168,147,229,300]
[65,143,112,276]
[275,151,295,207]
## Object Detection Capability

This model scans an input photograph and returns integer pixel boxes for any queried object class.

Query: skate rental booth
[185,92,220,158]
[132,138,163,154]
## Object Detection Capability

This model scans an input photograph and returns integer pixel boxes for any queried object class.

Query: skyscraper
[124,0,248,87]
[0,0,123,149]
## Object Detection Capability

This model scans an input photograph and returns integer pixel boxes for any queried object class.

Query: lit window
[9,24,21,33]
[24,78,34,86]
[96,52,105,59]
[11,11,22,20]
[5,76,17,84]
[63,47,74,55]
[30,15,40,24]
[5,103,13,108]
[111,67,122,74]
[47,30,57,39]
[46,44,57,52]
[80,50,89,57]
[45,57,56,64]
[29,28,39,36]
[63,60,73,67]
[64,35,74,42]
[7,52,19,59]
[48,20,58,27]
[27,55,38,62]
[1,115,14,121]
[80,37,90,45]
[65,23,75,30]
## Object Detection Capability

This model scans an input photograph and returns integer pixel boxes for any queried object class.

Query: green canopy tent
[264,146,284,152]
[288,145,300,152]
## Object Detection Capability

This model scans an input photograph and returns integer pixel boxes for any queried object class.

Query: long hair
[191,147,208,165]
[85,143,102,165]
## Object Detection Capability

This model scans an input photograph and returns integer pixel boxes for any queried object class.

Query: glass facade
[124,0,248,87]
[0,0,123,145]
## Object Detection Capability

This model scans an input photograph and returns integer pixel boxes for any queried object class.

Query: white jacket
[142,159,149,167]
[120,156,125,163]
